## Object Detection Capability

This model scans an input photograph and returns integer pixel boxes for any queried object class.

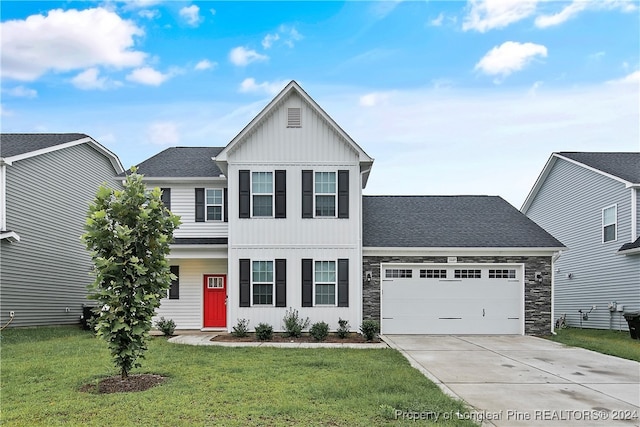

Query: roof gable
[0,133,124,173]
[215,80,374,186]
[133,147,225,178]
[363,195,564,249]
[522,152,640,212]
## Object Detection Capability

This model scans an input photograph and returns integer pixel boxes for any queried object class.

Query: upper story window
[602,205,617,242]
[206,189,223,221]
[252,172,273,217]
[315,172,336,217]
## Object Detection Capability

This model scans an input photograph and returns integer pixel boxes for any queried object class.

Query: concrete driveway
[383,335,640,426]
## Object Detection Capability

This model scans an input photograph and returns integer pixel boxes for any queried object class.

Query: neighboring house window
[489,269,516,279]
[168,266,179,299]
[602,205,617,242]
[160,188,171,210]
[385,269,412,278]
[420,269,447,278]
[252,261,274,305]
[315,261,336,305]
[302,259,349,307]
[454,269,481,279]
[206,189,223,221]
[302,170,349,218]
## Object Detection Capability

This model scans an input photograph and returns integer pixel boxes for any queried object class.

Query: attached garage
[380,263,523,334]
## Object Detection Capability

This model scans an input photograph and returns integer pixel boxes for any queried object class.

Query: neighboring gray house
[522,152,640,330]
[0,134,124,327]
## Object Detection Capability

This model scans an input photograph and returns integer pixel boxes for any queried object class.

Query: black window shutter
[239,259,250,307]
[223,188,228,222]
[302,170,313,218]
[301,259,313,307]
[337,259,349,307]
[275,259,287,307]
[239,170,250,218]
[169,265,179,299]
[338,170,349,218]
[161,188,171,211]
[195,188,205,222]
[275,170,286,218]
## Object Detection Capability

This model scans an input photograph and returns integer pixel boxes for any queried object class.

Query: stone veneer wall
[362,255,553,336]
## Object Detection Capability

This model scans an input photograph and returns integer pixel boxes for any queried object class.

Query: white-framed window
[489,269,516,279]
[420,269,447,278]
[252,172,273,217]
[602,205,617,243]
[314,261,336,305]
[454,269,481,279]
[206,188,223,221]
[385,269,413,278]
[315,171,336,217]
[252,261,273,305]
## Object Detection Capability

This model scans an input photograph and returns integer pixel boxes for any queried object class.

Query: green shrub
[155,317,176,337]
[360,320,379,341]
[337,318,350,339]
[232,318,250,338]
[310,321,329,341]
[282,308,309,338]
[255,323,273,341]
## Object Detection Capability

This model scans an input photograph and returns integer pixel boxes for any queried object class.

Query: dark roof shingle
[1,133,89,158]
[133,147,225,177]
[558,152,640,184]
[363,195,564,248]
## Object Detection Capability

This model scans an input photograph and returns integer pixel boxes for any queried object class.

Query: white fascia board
[168,245,228,259]
[617,247,640,255]
[554,153,635,187]
[363,247,566,257]
[0,231,21,243]
[521,153,557,213]
[0,164,5,230]
[142,176,227,184]
[2,137,125,174]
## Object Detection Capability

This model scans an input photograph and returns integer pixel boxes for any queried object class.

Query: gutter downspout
[550,250,563,335]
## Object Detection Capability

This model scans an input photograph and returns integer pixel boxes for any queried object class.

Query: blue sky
[1,0,638,207]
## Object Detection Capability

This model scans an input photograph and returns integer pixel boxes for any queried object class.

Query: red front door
[203,275,226,328]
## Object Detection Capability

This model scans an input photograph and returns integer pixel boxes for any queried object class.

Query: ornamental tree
[83,168,180,379]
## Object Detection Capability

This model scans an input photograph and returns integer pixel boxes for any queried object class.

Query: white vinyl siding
[602,205,617,242]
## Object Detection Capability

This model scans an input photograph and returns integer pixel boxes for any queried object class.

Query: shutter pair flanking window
[301,258,349,307]
[195,188,228,222]
[239,259,287,307]
[238,170,286,218]
[301,170,349,218]
[169,266,179,299]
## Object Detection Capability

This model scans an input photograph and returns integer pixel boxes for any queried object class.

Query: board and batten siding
[526,158,640,330]
[0,144,121,327]
[149,182,228,239]
[153,258,227,330]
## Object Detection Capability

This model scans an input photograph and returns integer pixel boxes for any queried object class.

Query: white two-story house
[136,81,564,335]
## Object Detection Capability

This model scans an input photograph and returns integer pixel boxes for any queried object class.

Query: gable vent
[287,108,301,128]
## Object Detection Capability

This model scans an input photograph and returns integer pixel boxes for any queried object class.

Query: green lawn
[1,327,476,426]
[547,327,640,362]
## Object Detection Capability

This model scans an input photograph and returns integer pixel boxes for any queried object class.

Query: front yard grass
[1,327,476,426]
[548,327,640,362]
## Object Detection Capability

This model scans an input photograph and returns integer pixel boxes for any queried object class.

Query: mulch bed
[210,332,380,344]
[80,374,166,394]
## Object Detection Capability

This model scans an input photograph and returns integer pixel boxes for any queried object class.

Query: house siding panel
[0,144,120,327]
[526,159,640,330]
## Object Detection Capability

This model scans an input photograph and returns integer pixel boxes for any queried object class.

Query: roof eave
[363,246,566,256]
[0,231,21,243]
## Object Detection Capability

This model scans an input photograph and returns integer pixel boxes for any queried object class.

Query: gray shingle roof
[1,133,89,158]
[363,195,564,248]
[133,147,225,177]
[618,237,640,253]
[558,152,640,184]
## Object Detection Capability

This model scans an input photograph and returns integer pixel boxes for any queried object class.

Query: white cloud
[475,41,548,80]
[210,8,217,16]
[71,68,110,90]
[179,5,202,27]
[122,1,162,11]
[262,25,303,49]
[4,85,37,98]
[0,7,146,81]
[195,59,216,71]
[138,9,160,20]
[147,121,180,145]
[534,1,587,28]
[126,67,171,86]
[429,13,445,26]
[359,92,393,107]
[229,47,268,66]
[606,70,640,84]
[0,104,13,116]
[238,78,288,96]
[262,33,280,49]
[463,0,538,32]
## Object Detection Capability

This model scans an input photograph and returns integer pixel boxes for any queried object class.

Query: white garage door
[381,264,523,334]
